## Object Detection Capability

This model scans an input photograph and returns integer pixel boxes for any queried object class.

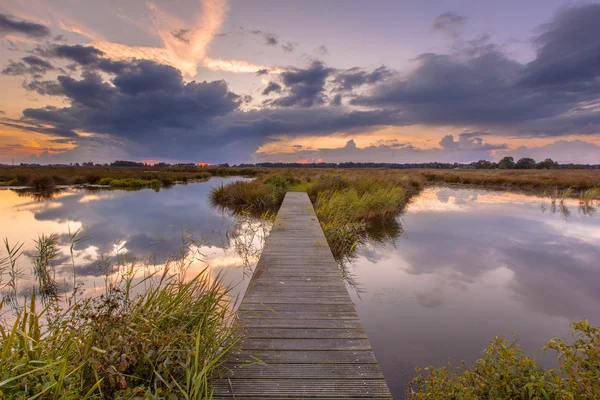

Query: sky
[1,0,600,165]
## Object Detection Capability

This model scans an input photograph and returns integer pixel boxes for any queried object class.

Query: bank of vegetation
[407,319,600,399]
[210,170,424,263]
[0,233,237,399]
[0,166,259,190]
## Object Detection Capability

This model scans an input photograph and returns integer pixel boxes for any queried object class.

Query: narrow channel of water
[0,178,268,309]
[347,186,600,398]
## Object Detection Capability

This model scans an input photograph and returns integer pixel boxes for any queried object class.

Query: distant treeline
[7,157,600,170]
[237,157,600,170]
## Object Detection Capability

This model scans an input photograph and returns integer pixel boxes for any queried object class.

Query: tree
[515,157,536,169]
[536,158,559,169]
[498,156,515,169]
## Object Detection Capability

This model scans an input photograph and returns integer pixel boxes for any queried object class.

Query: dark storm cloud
[521,4,600,87]
[0,14,51,38]
[17,60,241,143]
[333,66,393,91]
[352,4,600,137]
[8,46,405,161]
[262,81,282,95]
[37,44,128,73]
[8,4,600,163]
[1,55,55,77]
[268,61,334,107]
[256,69,268,76]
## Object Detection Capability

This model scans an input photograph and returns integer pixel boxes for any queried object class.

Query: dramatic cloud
[521,4,600,87]
[262,81,282,95]
[0,13,51,38]
[352,4,600,138]
[7,53,403,162]
[9,59,241,148]
[267,61,334,107]
[333,66,393,91]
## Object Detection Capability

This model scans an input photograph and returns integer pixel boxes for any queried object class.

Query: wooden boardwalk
[213,192,392,399]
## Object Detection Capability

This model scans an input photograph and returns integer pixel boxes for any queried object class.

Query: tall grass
[0,232,238,399]
[210,171,423,264]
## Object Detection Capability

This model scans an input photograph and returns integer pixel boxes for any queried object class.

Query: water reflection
[0,178,269,312]
[347,187,600,398]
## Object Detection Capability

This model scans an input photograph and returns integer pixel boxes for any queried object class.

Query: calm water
[347,187,600,398]
[0,178,267,305]
[2,182,599,399]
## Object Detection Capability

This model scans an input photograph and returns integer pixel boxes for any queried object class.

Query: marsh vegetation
[1,169,600,398]
[0,231,238,399]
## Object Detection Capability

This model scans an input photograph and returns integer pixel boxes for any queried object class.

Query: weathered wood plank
[242,328,368,339]
[222,363,385,379]
[239,318,363,329]
[239,303,357,312]
[238,311,358,320]
[229,350,379,364]
[241,297,352,305]
[238,338,371,351]
[215,192,391,399]
[212,379,392,397]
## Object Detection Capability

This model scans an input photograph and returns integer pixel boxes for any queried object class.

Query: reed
[0,232,238,399]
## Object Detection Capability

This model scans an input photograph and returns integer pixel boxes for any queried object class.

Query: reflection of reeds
[540,186,600,217]
[1,238,25,309]
[32,233,60,304]
[211,172,418,289]
[0,231,239,398]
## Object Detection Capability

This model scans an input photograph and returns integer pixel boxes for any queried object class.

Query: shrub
[98,177,113,185]
[407,320,600,399]
[29,175,55,189]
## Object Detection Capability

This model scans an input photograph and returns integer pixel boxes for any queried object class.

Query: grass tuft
[0,232,238,399]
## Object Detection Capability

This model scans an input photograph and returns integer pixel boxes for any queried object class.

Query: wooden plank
[241,297,352,305]
[244,292,351,300]
[212,379,392,397]
[238,311,358,320]
[215,192,391,399]
[239,318,363,329]
[239,338,371,351]
[229,350,379,364]
[242,328,368,339]
[239,303,357,312]
[222,363,385,379]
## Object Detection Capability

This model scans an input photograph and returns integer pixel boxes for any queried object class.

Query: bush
[407,319,600,399]
[29,176,55,189]
[98,177,113,185]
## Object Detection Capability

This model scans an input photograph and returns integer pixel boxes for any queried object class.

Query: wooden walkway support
[213,192,392,399]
